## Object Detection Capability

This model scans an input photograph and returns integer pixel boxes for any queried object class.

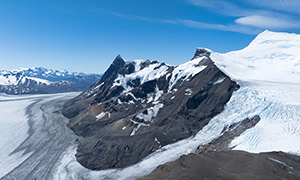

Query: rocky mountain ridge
[63,48,239,170]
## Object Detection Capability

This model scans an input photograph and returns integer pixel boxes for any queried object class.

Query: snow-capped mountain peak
[0,67,101,94]
[211,30,300,84]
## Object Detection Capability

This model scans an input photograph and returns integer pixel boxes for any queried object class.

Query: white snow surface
[185,88,193,95]
[0,75,19,85]
[26,76,51,85]
[96,112,111,120]
[0,96,34,178]
[146,86,163,104]
[112,57,207,94]
[213,77,225,85]
[0,73,51,86]
[211,30,300,84]
[136,103,164,122]
[209,31,300,154]
[229,82,300,154]
[168,56,207,91]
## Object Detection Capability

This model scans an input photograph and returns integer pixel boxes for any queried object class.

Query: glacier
[211,30,300,154]
[0,95,34,178]
[0,93,79,180]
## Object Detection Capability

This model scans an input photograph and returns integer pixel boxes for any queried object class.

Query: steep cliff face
[63,49,239,170]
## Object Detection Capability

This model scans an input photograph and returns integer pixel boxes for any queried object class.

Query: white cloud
[187,0,300,33]
[108,0,300,35]
[241,0,300,14]
[187,0,266,17]
[109,12,262,35]
[235,15,300,29]
[172,19,261,35]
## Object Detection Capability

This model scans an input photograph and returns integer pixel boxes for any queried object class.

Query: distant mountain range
[0,67,102,94]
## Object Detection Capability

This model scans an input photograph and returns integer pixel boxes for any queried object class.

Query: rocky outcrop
[138,115,300,180]
[198,115,260,153]
[63,49,239,170]
[138,150,300,180]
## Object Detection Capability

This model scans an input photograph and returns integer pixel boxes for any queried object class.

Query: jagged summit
[112,54,126,66]
[192,48,211,60]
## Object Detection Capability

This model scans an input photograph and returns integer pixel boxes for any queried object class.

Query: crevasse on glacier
[209,30,300,154]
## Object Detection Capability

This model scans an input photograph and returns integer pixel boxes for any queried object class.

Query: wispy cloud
[107,0,300,35]
[235,15,300,30]
[240,0,300,15]
[187,0,300,32]
[187,0,264,17]
[169,19,261,35]
[109,12,261,35]
[110,12,159,23]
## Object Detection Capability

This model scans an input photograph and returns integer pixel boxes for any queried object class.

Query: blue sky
[1,0,300,73]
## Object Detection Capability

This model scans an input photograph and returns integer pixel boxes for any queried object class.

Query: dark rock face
[138,150,300,180]
[192,48,211,59]
[63,49,239,170]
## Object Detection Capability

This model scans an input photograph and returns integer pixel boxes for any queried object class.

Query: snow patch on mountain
[0,74,20,86]
[112,61,169,93]
[185,88,193,96]
[213,77,226,85]
[26,77,51,85]
[135,103,164,122]
[168,56,207,91]
[146,86,163,104]
[96,112,111,120]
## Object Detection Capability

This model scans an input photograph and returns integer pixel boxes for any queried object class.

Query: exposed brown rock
[138,150,300,180]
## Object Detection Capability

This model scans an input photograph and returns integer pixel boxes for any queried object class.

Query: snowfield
[229,82,300,154]
[0,96,33,178]
[210,30,300,154]
[211,30,300,84]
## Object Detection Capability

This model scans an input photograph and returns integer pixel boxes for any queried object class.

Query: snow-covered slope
[0,67,101,94]
[211,30,300,84]
[209,30,300,155]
